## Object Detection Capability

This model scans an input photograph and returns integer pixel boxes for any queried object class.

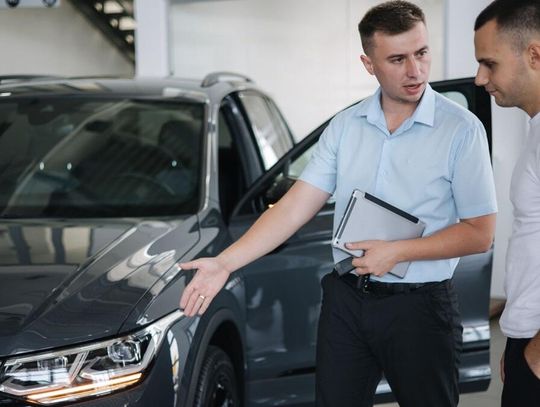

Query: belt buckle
[359,275,371,293]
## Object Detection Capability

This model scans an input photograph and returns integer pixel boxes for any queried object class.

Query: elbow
[477,238,494,253]
[464,214,496,254]
[475,233,494,254]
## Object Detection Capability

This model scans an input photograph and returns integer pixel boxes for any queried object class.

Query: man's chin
[401,93,424,104]
[493,96,512,108]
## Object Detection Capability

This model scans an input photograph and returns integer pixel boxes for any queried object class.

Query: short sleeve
[298,115,343,194]
[451,119,498,218]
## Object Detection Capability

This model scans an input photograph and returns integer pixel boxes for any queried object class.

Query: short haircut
[358,1,425,55]
[475,0,540,52]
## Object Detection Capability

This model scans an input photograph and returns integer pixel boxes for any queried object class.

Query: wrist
[216,253,234,275]
[392,240,409,263]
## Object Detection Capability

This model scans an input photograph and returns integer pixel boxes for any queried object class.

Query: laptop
[332,190,426,278]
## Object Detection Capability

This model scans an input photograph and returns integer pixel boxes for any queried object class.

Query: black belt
[336,269,440,295]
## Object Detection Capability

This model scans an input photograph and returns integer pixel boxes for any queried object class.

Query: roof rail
[201,72,253,88]
[0,75,62,85]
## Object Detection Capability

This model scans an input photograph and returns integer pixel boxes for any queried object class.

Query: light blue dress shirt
[299,85,498,283]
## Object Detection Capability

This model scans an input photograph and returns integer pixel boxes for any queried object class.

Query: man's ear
[360,54,375,75]
[527,40,540,70]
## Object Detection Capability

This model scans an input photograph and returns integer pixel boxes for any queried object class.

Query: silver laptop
[332,190,426,278]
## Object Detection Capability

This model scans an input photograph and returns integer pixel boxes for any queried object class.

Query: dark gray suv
[0,74,492,406]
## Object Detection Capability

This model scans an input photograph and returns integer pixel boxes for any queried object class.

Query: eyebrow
[387,46,429,60]
[477,57,495,64]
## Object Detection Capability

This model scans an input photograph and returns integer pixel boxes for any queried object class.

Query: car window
[238,91,293,170]
[0,97,205,218]
[440,91,469,109]
[288,144,315,179]
[218,110,247,219]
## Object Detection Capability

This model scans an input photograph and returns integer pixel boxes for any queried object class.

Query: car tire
[194,345,239,407]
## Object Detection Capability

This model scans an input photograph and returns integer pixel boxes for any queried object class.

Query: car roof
[0,73,259,104]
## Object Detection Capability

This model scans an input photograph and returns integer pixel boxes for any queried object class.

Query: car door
[225,119,332,406]
[228,78,493,406]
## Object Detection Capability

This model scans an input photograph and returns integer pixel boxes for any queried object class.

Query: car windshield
[0,97,205,218]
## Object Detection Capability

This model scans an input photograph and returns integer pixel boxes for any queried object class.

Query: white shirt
[500,113,540,338]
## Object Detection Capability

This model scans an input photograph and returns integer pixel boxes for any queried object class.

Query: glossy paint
[0,76,492,406]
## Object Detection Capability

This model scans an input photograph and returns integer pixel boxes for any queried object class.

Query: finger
[179,283,196,309]
[179,260,199,271]
[352,257,367,268]
[345,241,372,251]
[355,267,370,275]
[198,296,211,315]
[353,262,369,275]
[183,291,202,317]
[193,294,208,315]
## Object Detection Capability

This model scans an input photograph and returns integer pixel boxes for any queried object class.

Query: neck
[522,73,540,117]
[524,102,540,118]
[380,94,420,133]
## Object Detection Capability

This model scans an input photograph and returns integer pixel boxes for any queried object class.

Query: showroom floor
[380,316,505,407]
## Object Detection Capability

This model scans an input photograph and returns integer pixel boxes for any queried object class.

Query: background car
[0,73,491,406]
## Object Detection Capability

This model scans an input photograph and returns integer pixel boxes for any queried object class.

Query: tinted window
[441,91,469,109]
[238,92,293,169]
[0,98,205,218]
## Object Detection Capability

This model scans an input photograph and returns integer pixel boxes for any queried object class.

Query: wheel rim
[209,371,235,407]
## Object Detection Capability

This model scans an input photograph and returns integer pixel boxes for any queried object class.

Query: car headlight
[0,310,183,405]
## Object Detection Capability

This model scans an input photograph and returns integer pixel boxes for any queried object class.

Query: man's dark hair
[475,0,540,52]
[358,1,425,55]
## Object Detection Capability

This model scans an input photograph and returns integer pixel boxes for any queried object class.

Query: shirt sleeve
[298,115,343,194]
[451,118,498,219]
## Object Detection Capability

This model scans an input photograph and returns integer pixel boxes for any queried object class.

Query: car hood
[0,217,199,358]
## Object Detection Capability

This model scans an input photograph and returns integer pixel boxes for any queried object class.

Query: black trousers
[316,270,463,407]
[502,337,540,407]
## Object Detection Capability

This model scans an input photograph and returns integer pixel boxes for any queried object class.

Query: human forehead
[475,20,513,59]
[371,22,429,55]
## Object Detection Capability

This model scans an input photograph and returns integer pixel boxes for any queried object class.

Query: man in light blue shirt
[301,83,496,283]
[179,1,497,406]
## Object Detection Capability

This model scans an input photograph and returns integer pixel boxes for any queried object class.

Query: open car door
[229,77,493,406]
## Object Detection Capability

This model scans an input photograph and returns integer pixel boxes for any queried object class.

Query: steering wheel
[117,135,180,166]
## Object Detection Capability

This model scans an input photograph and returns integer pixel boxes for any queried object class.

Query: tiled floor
[380,317,505,407]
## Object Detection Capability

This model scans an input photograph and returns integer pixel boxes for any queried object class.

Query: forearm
[393,213,496,263]
[216,208,299,273]
[531,331,540,346]
[525,330,540,376]
[217,181,330,274]
[179,181,329,316]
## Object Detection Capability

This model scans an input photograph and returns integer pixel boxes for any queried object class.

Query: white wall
[135,0,171,76]
[168,0,522,299]
[444,0,528,299]
[0,1,133,77]
[170,0,444,139]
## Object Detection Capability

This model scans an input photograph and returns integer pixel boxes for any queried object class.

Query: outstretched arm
[179,180,331,316]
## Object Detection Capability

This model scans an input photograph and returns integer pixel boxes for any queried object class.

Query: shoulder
[321,97,370,141]
[433,91,483,131]
[330,97,370,124]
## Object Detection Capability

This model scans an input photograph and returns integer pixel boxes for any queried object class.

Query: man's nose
[406,58,420,77]
[475,66,488,86]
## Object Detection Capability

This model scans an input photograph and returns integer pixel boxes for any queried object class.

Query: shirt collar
[354,83,435,128]
[529,111,540,130]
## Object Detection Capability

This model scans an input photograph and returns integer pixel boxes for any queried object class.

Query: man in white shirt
[474,1,540,405]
